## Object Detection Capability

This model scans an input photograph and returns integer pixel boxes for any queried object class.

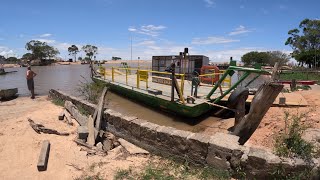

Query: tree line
[0,40,99,63]
[242,18,320,68]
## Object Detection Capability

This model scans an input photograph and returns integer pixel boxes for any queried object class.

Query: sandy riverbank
[1,64,21,68]
[0,96,151,180]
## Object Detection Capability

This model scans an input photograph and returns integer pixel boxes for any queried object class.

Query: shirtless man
[26,66,37,99]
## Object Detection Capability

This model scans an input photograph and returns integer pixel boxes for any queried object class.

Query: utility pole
[130,33,133,61]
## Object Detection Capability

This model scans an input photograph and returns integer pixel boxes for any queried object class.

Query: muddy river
[1,64,232,132]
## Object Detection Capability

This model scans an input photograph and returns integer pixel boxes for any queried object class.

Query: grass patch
[51,98,65,107]
[141,166,175,180]
[280,71,320,81]
[114,169,134,180]
[75,173,104,180]
[274,111,314,160]
[197,166,231,180]
[270,165,313,180]
[113,158,232,180]
[77,78,108,104]
[77,105,90,116]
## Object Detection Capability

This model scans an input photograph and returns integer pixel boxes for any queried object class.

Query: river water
[0,64,230,132]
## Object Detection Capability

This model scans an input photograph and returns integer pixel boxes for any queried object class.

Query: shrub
[77,77,107,104]
[274,111,314,160]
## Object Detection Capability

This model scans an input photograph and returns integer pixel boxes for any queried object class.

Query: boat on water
[0,88,18,99]
[92,58,270,118]
[0,68,17,75]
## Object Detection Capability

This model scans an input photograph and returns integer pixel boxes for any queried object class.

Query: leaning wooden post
[231,82,284,145]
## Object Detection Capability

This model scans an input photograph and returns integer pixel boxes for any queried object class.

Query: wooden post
[231,83,283,145]
[271,62,279,81]
[290,79,296,91]
[37,140,50,171]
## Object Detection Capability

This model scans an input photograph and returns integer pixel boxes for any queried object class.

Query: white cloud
[128,25,166,37]
[205,47,265,62]
[191,36,239,45]
[39,33,52,38]
[128,27,137,32]
[0,46,15,57]
[229,25,252,36]
[204,0,215,7]
[136,40,156,46]
[55,42,73,51]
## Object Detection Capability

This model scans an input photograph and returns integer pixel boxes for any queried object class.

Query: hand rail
[109,67,186,103]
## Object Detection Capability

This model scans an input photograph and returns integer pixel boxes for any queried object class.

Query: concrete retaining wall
[49,89,319,179]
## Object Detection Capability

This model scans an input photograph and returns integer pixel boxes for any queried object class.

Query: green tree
[43,45,59,59]
[22,53,34,60]
[267,51,290,66]
[82,45,98,60]
[285,18,320,68]
[78,57,83,61]
[68,45,79,61]
[25,40,59,60]
[6,57,19,62]
[112,56,121,61]
[241,51,270,66]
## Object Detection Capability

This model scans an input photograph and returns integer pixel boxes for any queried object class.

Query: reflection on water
[0,64,226,132]
[0,65,91,96]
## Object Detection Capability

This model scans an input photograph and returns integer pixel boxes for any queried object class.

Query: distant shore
[1,60,152,69]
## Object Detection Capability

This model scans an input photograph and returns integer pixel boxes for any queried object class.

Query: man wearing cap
[26,66,37,99]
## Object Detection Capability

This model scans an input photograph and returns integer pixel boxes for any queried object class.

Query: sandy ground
[246,85,320,149]
[0,85,319,179]
[0,96,151,180]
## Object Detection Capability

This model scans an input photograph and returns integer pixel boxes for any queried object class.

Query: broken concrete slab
[118,138,149,155]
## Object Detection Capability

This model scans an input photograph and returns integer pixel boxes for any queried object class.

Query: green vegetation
[114,169,134,180]
[279,71,320,81]
[82,45,98,60]
[25,40,60,60]
[270,164,313,180]
[51,98,65,107]
[112,56,122,61]
[274,111,315,160]
[77,105,90,116]
[285,18,320,68]
[241,51,290,66]
[113,158,231,180]
[68,45,80,62]
[75,173,104,180]
[77,78,107,104]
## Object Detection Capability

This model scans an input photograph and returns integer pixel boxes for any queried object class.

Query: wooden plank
[64,101,87,126]
[87,115,95,146]
[37,140,50,171]
[73,139,94,149]
[231,83,283,145]
[64,110,74,126]
[94,87,108,132]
